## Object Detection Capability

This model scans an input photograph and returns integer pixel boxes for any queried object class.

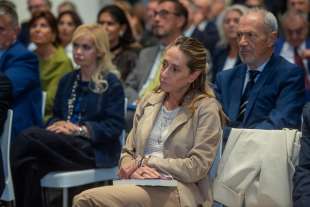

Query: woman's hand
[118,160,138,179]
[130,166,161,179]
[47,121,80,135]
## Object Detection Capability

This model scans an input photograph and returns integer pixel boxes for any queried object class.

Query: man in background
[0,1,42,137]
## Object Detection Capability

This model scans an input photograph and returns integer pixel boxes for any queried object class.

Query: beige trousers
[73,185,181,207]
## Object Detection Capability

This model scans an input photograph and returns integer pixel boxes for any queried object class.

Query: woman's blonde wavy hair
[156,36,215,112]
[72,24,120,93]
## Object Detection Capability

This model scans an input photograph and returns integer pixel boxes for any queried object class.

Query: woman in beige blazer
[73,36,226,207]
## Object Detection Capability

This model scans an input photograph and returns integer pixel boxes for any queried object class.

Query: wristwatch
[76,126,89,138]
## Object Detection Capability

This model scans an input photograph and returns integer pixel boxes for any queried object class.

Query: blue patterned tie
[238,70,260,121]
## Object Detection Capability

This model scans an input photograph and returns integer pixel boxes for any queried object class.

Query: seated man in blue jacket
[0,1,42,137]
[215,8,305,135]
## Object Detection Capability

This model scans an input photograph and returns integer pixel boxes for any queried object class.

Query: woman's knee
[73,185,151,207]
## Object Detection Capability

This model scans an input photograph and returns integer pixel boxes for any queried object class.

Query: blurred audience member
[245,0,265,8]
[125,0,188,103]
[11,24,125,207]
[275,10,310,100]
[57,10,82,67]
[114,0,144,43]
[140,0,159,47]
[192,0,219,55]
[0,1,42,137]
[29,11,73,121]
[57,0,77,15]
[215,8,304,132]
[97,5,139,80]
[212,4,247,81]
[288,0,310,14]
[294,102,310,207]
[180,0,198,37]
[18,0,51,47]
[287,0,310,37]
[0,72,12,135]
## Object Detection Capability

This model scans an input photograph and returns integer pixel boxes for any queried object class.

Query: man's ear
[176,16,186,30]
[12,26,20,41]
[268,31,277,48]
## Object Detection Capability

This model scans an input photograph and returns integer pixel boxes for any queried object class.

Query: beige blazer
[120,91,225,207]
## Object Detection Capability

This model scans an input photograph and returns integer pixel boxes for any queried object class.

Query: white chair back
[0,109,15,202]
[41,91,47,118]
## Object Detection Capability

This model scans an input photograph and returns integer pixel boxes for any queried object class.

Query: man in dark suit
[215,8,305,132]
[192,0,219,54]
[294,103,310,207]
[125,0,188,103]
[275,10,310,100]
[0,2,42,137]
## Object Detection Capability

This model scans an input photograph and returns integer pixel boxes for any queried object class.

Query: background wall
[11,0,113,24]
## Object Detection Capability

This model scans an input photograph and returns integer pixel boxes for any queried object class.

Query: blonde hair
[72,24,120,93]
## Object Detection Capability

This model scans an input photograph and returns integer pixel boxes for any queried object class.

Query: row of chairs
[0,108,223,207]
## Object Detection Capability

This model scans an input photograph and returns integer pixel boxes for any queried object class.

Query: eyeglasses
[154,10,179,18]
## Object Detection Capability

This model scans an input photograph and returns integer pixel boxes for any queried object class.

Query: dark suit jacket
[48,71,125,167]
[215,54,305,130]
[192,21,219,56]
[17,21,30,47]
[212,45,242,82]
[294,103,310,207]
[0,73,12,135]
[0,41,42,137]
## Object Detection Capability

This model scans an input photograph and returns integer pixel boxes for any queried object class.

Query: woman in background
[57,10,82,67]
[97,5,139,80]
[73,36,226,207]
[11,24,125,207]
[212,5,247,82]
[29,10,73,121]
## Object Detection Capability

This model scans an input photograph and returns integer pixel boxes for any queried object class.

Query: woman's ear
[188,71,201,83]
[119,25,126,37]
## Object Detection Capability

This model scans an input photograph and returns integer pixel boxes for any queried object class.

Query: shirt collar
[247,58,270,73]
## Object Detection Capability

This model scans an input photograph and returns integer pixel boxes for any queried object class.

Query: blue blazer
[215,54,305,130]
[294,103,310,207]
[0,41,42,137]
[48,70,125,167]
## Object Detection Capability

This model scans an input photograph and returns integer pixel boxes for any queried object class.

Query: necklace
[67,72,82,122]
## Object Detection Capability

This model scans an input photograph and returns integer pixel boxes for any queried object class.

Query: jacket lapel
[228,66,246,121]
[162,108,191,142]
[138,93,164,153]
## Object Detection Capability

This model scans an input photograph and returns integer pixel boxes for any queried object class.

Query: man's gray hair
[0,0,18,27]
[246,8,278,33]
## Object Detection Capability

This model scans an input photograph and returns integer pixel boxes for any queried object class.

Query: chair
[41,91,47,118]
[0,110,14,206]
[40,132,125,207]
[40,99,128,207]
